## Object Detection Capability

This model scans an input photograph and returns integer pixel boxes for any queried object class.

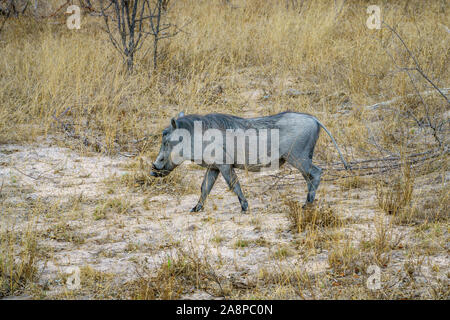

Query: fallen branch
[11,165,57,182]
[260,147,447,192]
[366,88,450,110]
[41,0,70,19]
[322,148,441,170]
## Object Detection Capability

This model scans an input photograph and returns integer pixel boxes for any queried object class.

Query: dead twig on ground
[11,165,57,182]
[260,147,447,192]
[366,88,450,111]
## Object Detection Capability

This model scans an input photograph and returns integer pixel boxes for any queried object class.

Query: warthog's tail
[313,118,350,170]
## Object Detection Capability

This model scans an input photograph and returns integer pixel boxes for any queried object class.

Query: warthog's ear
[171,117,178,129]
[178,111,185,118]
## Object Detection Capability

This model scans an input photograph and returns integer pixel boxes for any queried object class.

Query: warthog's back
[177,111,318,131]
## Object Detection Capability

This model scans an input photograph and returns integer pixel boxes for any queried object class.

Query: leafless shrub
[0,0,29,17]
[145,0,185,70]
[0,0,30,34]
[99,0,184,72]
[382,22,449,149]
[99,0,148,72]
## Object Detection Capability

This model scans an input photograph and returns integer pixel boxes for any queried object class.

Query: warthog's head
[150,112,185,177]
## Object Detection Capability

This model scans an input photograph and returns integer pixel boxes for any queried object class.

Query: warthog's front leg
[190,168,219,212]
[218,165,248,212]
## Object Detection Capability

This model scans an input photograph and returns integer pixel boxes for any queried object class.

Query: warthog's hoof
[302,201,315,209]
[190,204,203,212]
[241,201,249,213]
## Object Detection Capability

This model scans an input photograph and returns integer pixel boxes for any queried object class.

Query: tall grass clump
[285,200,341,233]
[376,164,414,216]
[0,219,40,298]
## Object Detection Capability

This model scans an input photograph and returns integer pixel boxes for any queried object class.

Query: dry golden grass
[327,240,361,276]
[285,200,341,233]
[0,216,41,298]
[124,246,227,299]
[116,156,196,196]
[338,175,370,191]
[376,164,415,216]
[0,0,448,154]
[394,185,449,225]
[0,0,449,300]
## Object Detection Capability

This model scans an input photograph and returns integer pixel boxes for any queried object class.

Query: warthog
[151,111,348,212]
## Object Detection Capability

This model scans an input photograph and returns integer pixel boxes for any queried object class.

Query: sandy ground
[0,133,448,299]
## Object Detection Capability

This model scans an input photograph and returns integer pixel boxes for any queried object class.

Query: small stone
[285,88,304,97]
[187,224,197,231]
[26,194,38,202]
[285,88,316,97]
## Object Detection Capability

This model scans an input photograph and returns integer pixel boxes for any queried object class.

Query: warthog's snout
[150,163,158,177]
[150,163,170,177]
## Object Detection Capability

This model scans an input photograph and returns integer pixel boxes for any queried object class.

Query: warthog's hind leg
[287,157,322,207]
[191,168,219,212]
[304,164,322,205]
[218,165,248,212]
